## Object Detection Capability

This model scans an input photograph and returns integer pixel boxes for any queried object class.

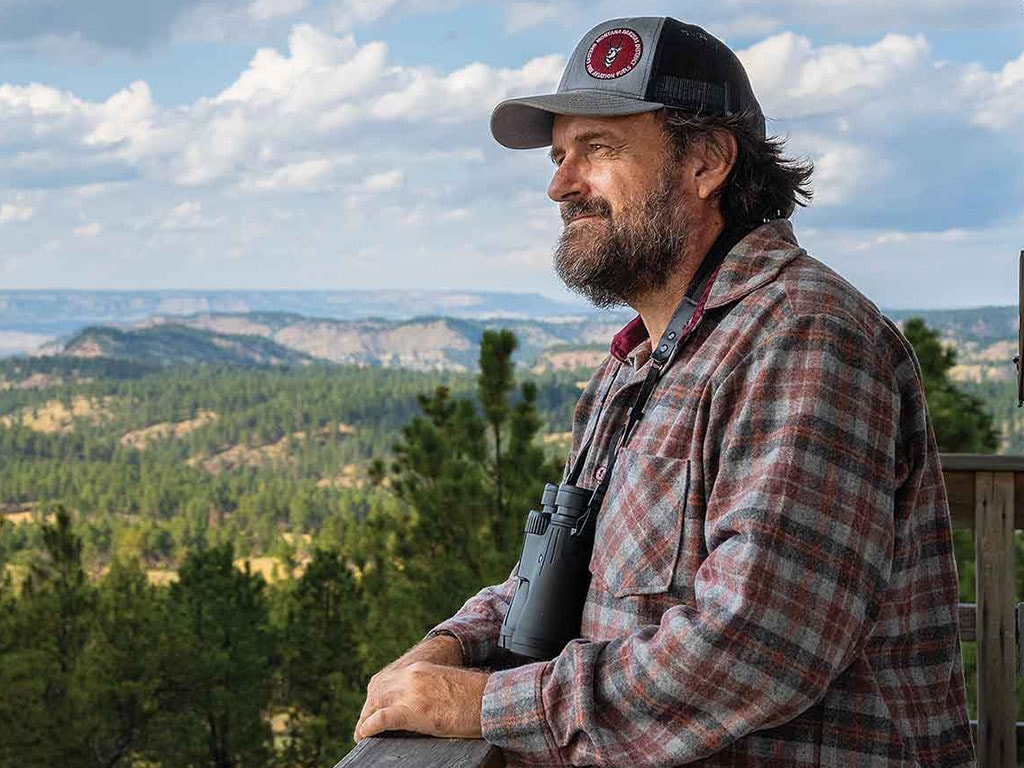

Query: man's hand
[354,661,490,742]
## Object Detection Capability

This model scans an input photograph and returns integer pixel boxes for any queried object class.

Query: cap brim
[490,91,665,150]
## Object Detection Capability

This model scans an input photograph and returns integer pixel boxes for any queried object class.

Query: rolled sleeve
[425,566,519,668]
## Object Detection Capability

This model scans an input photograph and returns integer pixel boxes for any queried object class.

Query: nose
[547,155,588,204]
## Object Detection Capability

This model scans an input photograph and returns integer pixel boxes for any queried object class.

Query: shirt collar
[607,219,802,364]
[610,315,649,364]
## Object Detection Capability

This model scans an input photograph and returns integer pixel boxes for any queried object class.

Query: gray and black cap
[491,17,766,149]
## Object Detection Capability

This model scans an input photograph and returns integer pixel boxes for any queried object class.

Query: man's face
[547,112,692,308]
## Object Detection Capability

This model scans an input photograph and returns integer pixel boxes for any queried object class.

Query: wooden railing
[334,732,504,768]
[337,453,1024,768]
[943,454,1024,768]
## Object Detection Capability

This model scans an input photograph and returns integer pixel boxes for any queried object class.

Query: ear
[690,130,738,201]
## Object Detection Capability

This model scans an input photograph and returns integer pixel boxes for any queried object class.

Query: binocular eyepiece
[498,482,597,660]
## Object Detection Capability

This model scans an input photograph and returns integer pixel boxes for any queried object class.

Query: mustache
[560,197,612,225]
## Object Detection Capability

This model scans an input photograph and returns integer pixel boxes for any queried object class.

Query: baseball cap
[490,17,766,149]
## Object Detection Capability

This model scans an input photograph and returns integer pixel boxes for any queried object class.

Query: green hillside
[58,324,317,368]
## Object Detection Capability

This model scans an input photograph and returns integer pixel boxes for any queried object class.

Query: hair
[662,109,814,229]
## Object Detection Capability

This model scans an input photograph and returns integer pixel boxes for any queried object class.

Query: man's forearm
[425,567,519,667]
[386,634,464,671]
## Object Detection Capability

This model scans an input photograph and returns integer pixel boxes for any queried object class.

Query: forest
[0,320,1018,767]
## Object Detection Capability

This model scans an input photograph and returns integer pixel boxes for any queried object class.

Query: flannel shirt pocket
[588,447,690,598]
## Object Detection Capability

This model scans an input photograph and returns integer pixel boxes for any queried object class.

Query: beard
[553,167,691,308]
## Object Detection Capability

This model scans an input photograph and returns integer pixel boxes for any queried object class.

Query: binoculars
[498,482,597,660]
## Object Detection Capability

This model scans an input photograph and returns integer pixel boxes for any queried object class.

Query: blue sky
[0,0,1021,308]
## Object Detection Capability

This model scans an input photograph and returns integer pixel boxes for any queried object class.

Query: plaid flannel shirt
[428,219,976,767]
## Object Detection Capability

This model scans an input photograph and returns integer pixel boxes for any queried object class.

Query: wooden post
[975,471,1017,768]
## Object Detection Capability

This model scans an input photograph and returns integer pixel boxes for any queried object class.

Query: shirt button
[594,465,607,482]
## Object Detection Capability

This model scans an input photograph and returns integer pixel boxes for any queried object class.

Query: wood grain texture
[333,733,505,768]
[959,603,976,643]
[942,457,1024,531]
[975,471,1018,768]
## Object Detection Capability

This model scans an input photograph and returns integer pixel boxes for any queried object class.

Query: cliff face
[38,313,628,371]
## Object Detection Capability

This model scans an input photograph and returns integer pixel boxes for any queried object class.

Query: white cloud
[245,158,339,191]
[370,54,564,122]
[248,0,309,22]
[159,201,207,230]
[440,208,470,222]
[73,222,101,238]
[800,214,1024,309]
[788,134,877,206]
[739,33,934,121]
[0,203,34,224]
[213,25,377,106]
[853,228,970,252]
[84,80,157,153]
[361,169,404,193]
[546,0,1015,37]
[965,51,1024,133]
[505,2,563,33]
[327,0,401,32]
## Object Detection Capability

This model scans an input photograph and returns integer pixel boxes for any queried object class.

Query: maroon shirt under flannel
[428,219,976,767]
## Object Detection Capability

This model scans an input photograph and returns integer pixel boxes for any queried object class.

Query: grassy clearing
[119,409,219,450]
[0,395,116,433]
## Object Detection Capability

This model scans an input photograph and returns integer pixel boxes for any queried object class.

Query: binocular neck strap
[567,225,743,508]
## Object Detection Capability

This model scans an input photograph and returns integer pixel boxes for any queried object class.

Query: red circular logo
[585,28,642,80]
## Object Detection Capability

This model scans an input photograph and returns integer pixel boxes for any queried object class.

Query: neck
[632,215,725,345]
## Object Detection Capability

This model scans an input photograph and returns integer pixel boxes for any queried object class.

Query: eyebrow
[549,130,619,163]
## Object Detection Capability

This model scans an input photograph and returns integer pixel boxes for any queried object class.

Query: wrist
[425,633,464,666]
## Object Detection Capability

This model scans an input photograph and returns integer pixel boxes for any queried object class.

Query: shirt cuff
[481,660,565,766]
[424,617,496,668]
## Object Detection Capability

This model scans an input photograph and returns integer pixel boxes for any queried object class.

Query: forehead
[550,112,663,148]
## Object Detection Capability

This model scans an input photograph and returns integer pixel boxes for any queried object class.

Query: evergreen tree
[78,558,169,768]
[158,544,275,768]
[478,329,518,548]
[278,548,364,767]
[500,380,561,565]
[903,317,999,453]
[365,329,560,670]
[384,385,492,627]
[0,506,93,767]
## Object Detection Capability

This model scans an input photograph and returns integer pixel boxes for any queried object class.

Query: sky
[0,0,1021,309]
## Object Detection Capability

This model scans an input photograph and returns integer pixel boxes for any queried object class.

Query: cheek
[597,167,651,215]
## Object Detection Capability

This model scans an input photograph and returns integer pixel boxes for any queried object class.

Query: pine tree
[478,329,518,549]
[157,544,275,768]
[363,329,560,671]
[278,548,364,767]
[78,558,168,768]
[0,506,93,767]
[902,317,999,453]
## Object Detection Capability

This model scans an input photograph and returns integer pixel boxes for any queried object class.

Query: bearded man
[355,17,976,767]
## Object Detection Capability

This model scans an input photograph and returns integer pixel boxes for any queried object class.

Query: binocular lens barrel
[498,482,597,660]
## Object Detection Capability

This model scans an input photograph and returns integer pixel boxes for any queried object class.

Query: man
[355,17,976,767]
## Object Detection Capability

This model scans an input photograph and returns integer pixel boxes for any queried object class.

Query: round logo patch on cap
[585,28,643,80]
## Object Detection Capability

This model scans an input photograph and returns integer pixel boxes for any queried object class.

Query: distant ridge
[0,289,592,338]
[39,314,629,371]
[1,290,1017,380]
[54,324,316,368]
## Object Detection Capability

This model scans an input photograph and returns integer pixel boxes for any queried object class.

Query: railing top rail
[940,454,1024,472]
